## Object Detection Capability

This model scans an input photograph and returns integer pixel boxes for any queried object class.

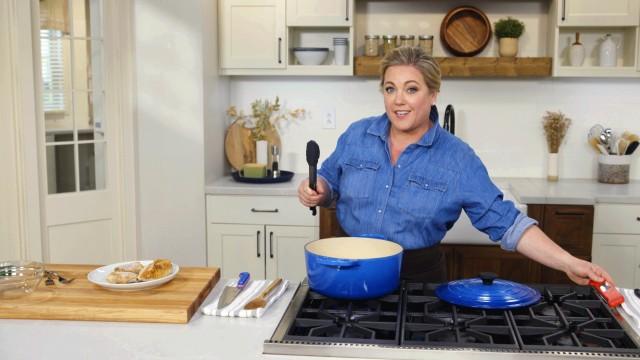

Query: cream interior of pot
[306,237,403,259]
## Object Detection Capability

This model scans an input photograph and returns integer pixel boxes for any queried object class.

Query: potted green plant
[494,17,525,57]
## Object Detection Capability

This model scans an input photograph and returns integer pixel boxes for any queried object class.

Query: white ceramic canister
[599,34,617,67]
[569,32,585,66]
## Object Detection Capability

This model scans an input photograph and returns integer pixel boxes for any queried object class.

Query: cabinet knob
[636,217,640,222]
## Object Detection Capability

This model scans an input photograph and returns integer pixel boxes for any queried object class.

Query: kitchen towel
[619,288,640,333]
[201,279,288,318]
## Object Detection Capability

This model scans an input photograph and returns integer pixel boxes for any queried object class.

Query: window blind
[40,29,65,112]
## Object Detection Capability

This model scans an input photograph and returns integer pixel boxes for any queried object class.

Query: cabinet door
[592,233,640,288]
[286,0,352,26]
[540,205,594,257]
[453,245,541,283]
[319,207,348,238]
[207,223,266,279]
[220,0,286,69]
[559,0,640,26]
[266,225,317,281]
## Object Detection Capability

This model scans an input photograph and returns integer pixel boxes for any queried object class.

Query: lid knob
[479,272,497,285]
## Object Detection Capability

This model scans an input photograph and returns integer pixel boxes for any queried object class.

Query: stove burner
[280,282,640,355]
[284,289,402,344]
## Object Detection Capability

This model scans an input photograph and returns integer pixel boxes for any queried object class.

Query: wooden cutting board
[0,264,220,324]
[224,120,281,171]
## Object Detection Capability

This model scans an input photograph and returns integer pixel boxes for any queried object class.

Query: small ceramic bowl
[293,47,329,65]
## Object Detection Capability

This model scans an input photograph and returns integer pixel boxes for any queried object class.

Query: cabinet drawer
[594,204,640,234]
[207,195,316,226]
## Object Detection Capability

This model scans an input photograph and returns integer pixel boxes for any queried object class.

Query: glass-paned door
[38,0,120,264]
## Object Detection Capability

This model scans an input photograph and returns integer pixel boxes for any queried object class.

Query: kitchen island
[3,279,638,360]
[0,281,322,360]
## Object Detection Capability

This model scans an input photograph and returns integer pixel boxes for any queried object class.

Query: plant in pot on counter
[542,110,572,182]
[494,17,525,57]
[226,97,305,168]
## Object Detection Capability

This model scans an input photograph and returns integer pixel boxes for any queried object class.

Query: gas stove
[264,280,640,359]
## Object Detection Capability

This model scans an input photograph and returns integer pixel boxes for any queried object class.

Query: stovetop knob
[479,272,497,285]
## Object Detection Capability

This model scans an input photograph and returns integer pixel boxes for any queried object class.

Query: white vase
[569,32,585,66]
[547,153,559,181]
[599,34,617,67]
[256,140,268,165]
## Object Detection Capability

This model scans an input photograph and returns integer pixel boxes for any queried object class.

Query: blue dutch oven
[436,272,540,309]
[305,236,403,300]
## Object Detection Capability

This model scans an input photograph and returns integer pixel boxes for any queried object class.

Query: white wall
[228,77,640,180]
[134,0,209,265]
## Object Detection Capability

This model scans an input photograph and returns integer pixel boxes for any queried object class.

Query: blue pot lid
[435,272,540,309]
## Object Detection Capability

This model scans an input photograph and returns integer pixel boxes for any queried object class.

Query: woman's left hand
[564,257,615,286]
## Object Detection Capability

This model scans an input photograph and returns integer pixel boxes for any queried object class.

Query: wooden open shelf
[355,56,552,78]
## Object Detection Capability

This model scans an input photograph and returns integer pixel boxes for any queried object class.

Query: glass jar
[364,35,380,57]
[399,35,415,47]
[382,35,397,56]
[418,35,434,56]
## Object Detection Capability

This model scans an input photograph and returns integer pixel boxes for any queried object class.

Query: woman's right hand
[298,177,330,208]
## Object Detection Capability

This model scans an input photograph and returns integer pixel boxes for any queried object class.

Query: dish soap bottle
[599,34,617,67]
[569,32,585,66]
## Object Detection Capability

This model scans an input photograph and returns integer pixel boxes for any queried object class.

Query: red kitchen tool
[590,280,624,307]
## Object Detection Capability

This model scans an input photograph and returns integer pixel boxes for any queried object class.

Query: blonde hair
[380,46,441,93]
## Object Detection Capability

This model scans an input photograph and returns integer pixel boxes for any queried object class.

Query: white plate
[87,260,179,291]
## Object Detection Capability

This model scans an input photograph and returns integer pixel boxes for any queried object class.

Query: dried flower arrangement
[226,97,305,141]
[542,111,571,153]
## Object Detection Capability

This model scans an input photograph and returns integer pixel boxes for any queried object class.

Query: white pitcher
[599,34,618,67]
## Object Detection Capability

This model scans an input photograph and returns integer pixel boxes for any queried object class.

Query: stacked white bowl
[333,37,348,65]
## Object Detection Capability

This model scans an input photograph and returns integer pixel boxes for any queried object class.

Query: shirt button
[397,164,402,168]
[377,209,382,213]
[385,185,389,189]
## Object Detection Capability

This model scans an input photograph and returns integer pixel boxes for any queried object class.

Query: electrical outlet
[323,108,336,129]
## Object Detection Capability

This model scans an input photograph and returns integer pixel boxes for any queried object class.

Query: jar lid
[365,35,380,39]
[435,272,541,309]
[399,35,415,40]
[382,35,397,39]
[419,35,434,40]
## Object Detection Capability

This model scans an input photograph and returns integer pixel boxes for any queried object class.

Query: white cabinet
[592,204,640,288]
[286,0,352,26]
[559,0,640,27]
[206,195,318,281]
[219,0,286,69]
[219,0,354,75]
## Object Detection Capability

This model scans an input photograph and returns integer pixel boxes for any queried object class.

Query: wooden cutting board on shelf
[0,264,220,324]
[224,120,281,171]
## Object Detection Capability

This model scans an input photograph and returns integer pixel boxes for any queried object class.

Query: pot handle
[316,257,359,268]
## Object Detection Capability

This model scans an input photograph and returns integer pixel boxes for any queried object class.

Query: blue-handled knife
[217,272,250,309]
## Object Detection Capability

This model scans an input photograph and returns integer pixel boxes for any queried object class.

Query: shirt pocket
[400,173,448,218]
[341,158,380,199]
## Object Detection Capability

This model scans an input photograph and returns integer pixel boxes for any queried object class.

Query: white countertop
[206,175,640,205]
[0,281,351,360]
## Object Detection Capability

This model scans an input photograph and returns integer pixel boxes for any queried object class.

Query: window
[40,29,65,112]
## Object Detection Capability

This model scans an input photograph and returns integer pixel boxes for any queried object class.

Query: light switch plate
[323,108,336,129]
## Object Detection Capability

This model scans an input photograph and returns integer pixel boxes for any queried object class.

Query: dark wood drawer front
[542,205,593,256]
[453,245,541,283]
[320,207,347,239]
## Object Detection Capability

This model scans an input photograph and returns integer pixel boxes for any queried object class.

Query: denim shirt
[318,111,537,251]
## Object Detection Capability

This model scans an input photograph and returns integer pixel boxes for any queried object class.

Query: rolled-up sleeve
[459,150,537,251]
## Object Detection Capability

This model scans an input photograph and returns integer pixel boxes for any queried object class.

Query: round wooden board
[224,120,281,171]
[440,6,491,57]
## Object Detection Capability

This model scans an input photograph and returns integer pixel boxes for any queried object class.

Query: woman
[298,46,612,285]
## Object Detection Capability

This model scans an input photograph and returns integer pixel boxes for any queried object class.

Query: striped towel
[201,279,288,318]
